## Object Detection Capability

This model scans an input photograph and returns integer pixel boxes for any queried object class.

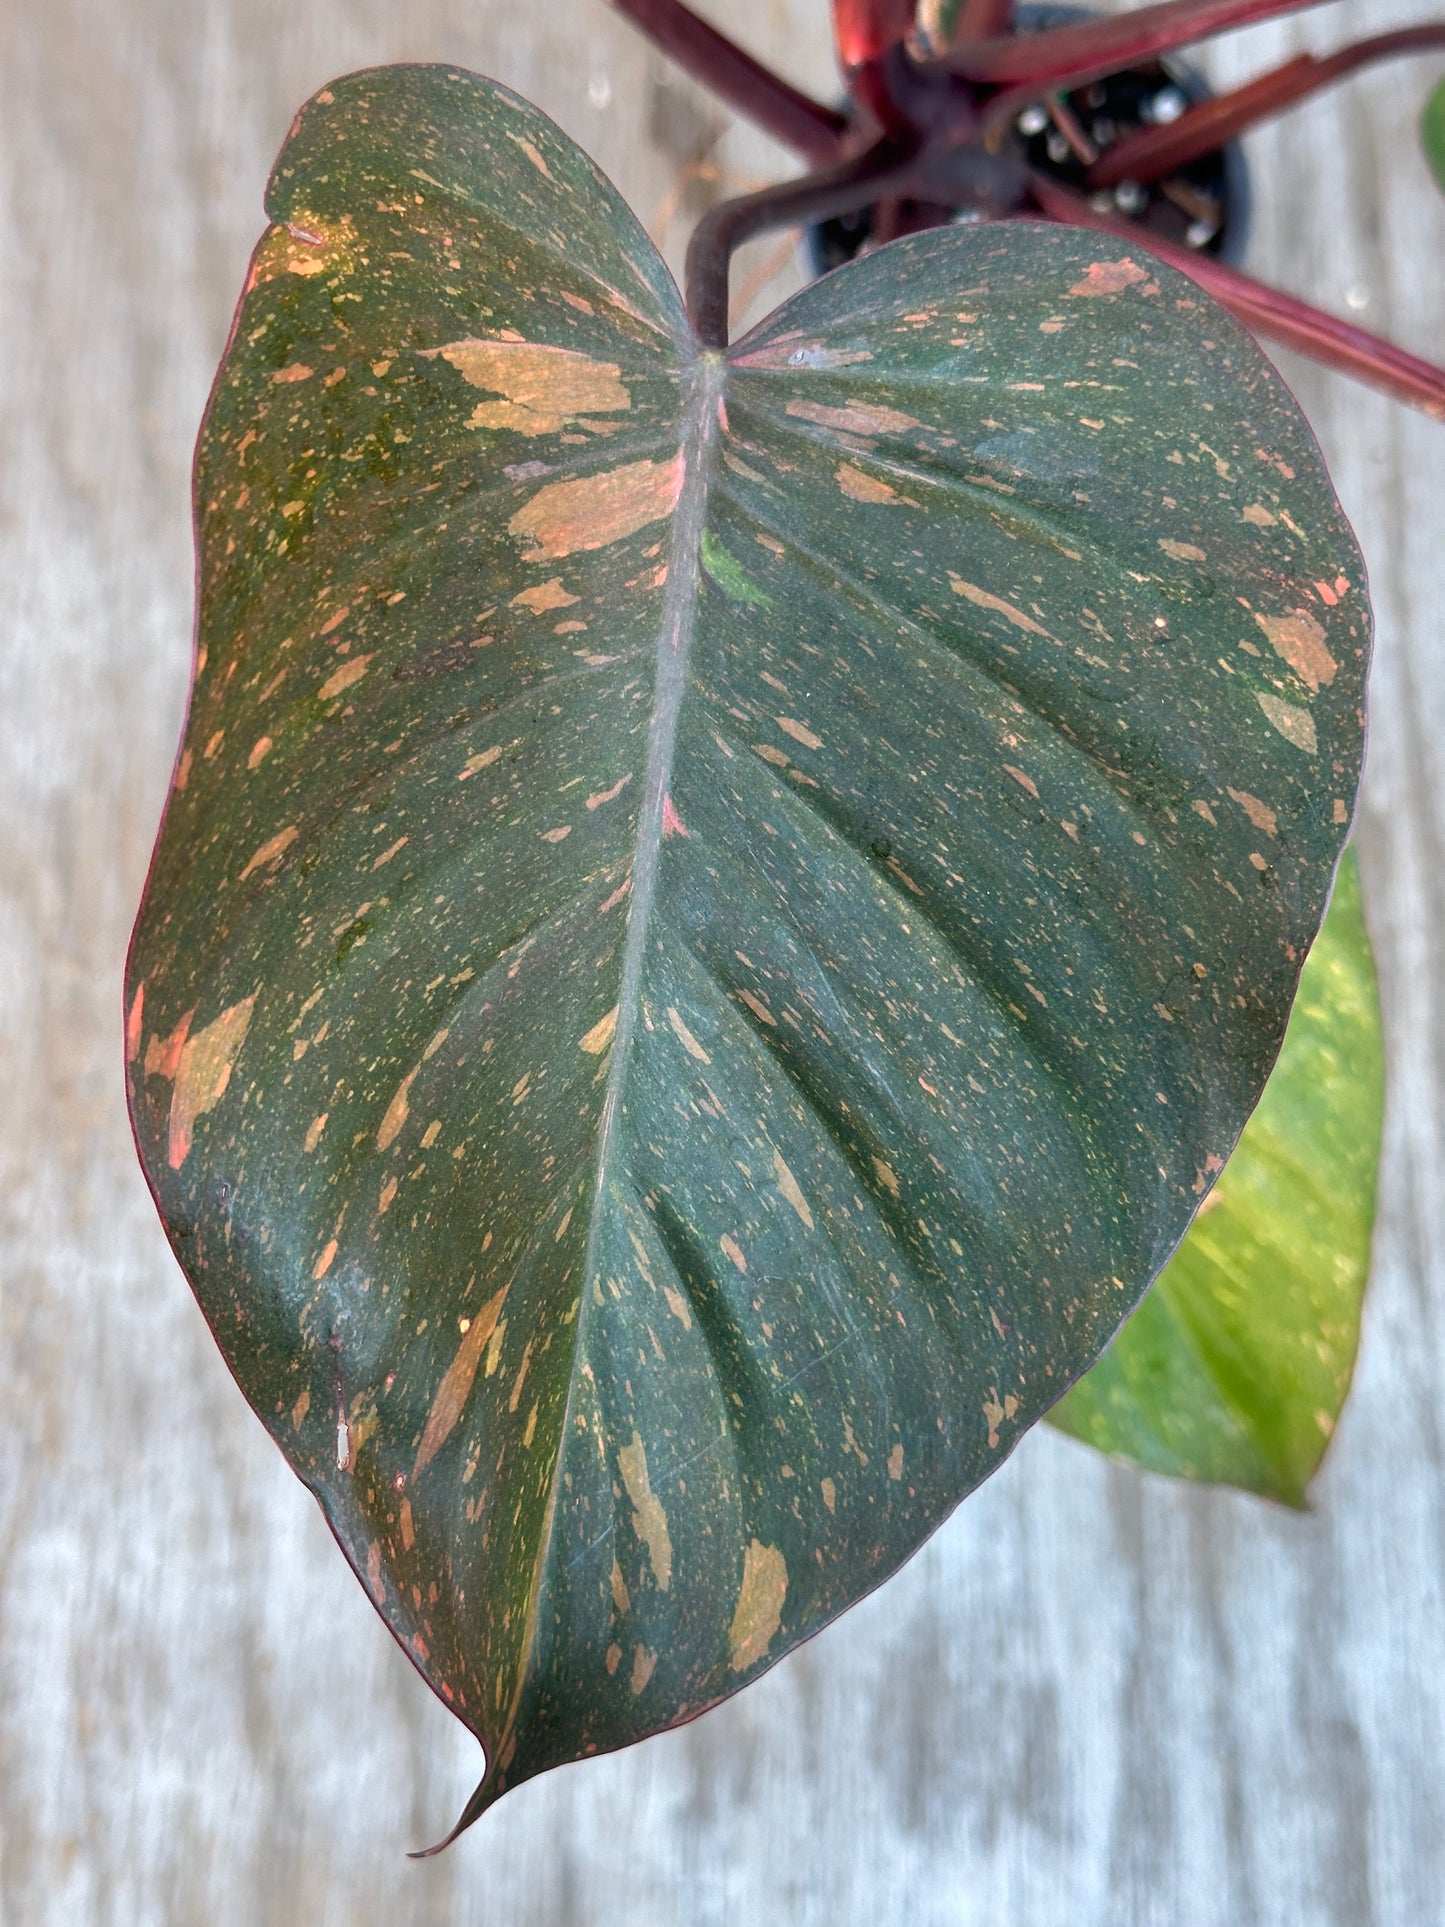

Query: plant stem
[930,0,1332,85]
[948,0,1017,44]
[605,0,848,162]
[1087,25,1445,187]
[1027,171,1445,419]
[833,0,918,68]
[685,140,919,347]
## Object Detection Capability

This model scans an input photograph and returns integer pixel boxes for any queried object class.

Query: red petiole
[1087,25,1445,188]
[927,0,1332,85]
[605,0,847,160]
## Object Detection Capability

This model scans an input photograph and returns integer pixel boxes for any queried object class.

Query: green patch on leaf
[1049,849,1382,1506]
[702,531,773,606]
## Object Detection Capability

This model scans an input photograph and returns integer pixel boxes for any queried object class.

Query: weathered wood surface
[2,1,1442,1920]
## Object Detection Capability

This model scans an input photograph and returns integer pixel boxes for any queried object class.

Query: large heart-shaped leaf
[126,65,1368,1839]
[1047,846,1382,1504]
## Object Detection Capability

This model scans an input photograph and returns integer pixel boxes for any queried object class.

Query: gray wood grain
[2,2,1442,1920]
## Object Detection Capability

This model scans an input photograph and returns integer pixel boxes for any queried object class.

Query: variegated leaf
[127,65,1369,1839]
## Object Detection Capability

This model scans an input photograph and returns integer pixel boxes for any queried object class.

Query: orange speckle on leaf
[777,718,823,751]
[738,988,775,1027]
[667,1006,711,1064]
[586,774,631,810]
[510,135,554,179]
[460,744,503,780]
[377,1066,418,1152]
[949,575,1049,636]
[126,982,145,1063]
[661,794,690,838]
[312,1239,338,1280]
[1003,764,1039,799]
[785,398,921,436]
[1228,788,1278,837]
[618,1434,672,1590]
[167,996,256,1169]
[144,1007,194,1082]
[1069,258,1147,296]
[412,1283,511,1480]
[728,1540,787,1672]
[836,462,898,504]
[579,1006,619,1055]
[1255,611,1338,691]
[239,825,299,882]
[984,1393,1008,1448]
[318,653,373,701]
[773,1149,814,1230]
[509,454,683,560]
[512,577,579,614]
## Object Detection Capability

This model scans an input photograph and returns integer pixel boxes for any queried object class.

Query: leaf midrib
[484,346,726,1795]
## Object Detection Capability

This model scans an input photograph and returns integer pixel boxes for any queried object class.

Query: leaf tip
[408,1762,502,1858]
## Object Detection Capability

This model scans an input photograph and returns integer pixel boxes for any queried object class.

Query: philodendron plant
[127,0,1443,1849]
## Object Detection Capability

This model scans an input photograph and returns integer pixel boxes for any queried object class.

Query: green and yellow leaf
[1049,848,1382,1506]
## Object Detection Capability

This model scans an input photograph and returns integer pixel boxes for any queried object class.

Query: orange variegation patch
[510,455,684,560]
[423,338,630,436]
[168,995,256,1169]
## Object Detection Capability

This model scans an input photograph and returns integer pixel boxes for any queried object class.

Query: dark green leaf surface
[1048,848,1381,1504]
[1425,79,1445,194]
[126,66,1369,1836]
